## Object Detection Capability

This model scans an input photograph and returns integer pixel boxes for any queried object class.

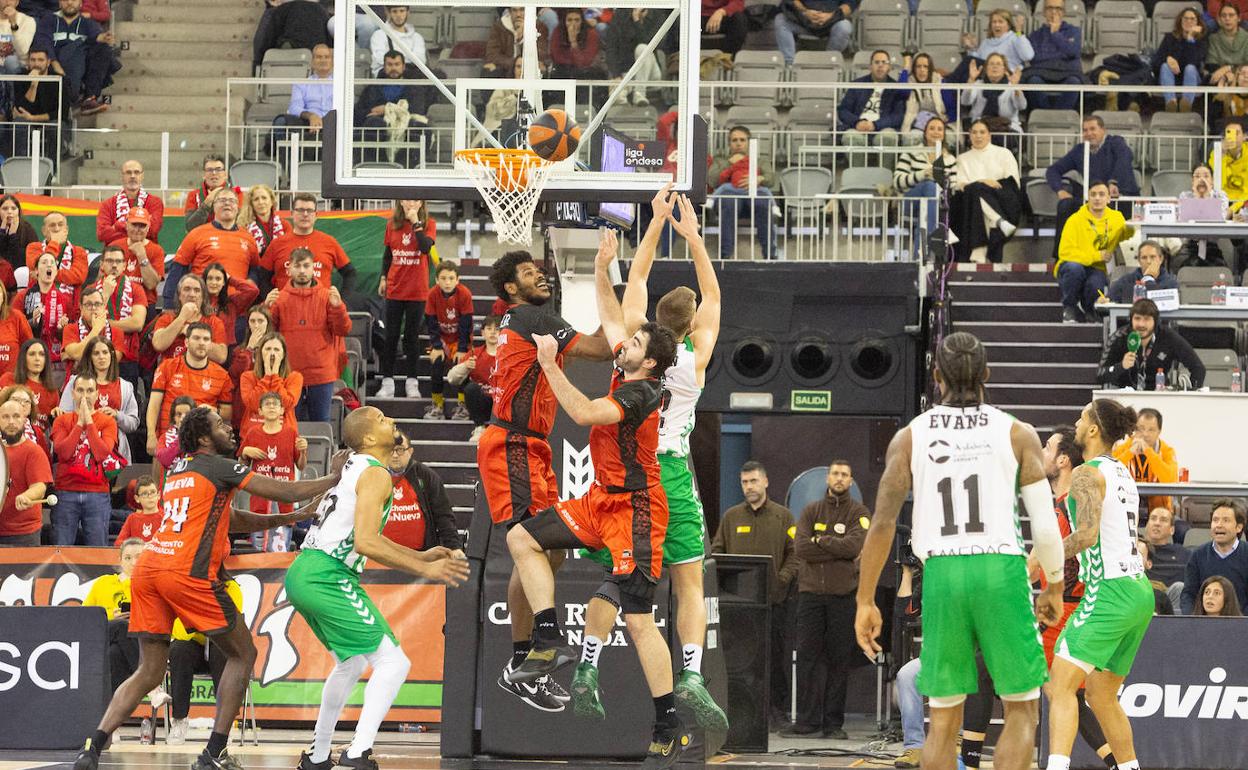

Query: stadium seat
[924,47,964,77]
[0,156,53,193]
[446,8,498,59]
[1090,0,1148,54]
[295,161,323,197]
[1149,112,1205,172]
[838,165,894,227]
[259,48,311,104]
[303,435,335,478]
[785,466,863,520]
[1178,265,1234,303]
[230,160,281,190]
[1026,109,1082,170]
[784,102,836,167]
[778,165,834,231]
[731,65,786,108]
[914,0,970,51]
[1108,264,1136,286]
[1149,169,1190,198]
[1025,176,1059,234]
[855,0,911,52]
[348,311,375,365]
[791,50,844,83]
[1194,348,1242,391]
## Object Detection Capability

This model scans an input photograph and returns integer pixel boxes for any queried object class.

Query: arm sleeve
[96,202,116,246]
[115,381,140,434]
[162,259,188,307]
[424,305,443,347]
[777,523,799,587]
[1180,556,1199,614]
[815,510,869,558]
[380,246,394,274]
[532,310,581,353]
[457,305,473,350]
[607,380,652,424]
[1022,479,1064,582]
[1144,444,1179,483]
[793,504,833,562]
[338,263,357,294]
[85,417,117,462]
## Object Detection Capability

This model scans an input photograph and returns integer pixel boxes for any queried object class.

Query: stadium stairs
[74,0,252,187]
[949,264,1101,431]
[375,262,497,528]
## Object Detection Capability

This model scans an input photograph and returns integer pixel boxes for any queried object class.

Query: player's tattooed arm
[1064,464,1105,558]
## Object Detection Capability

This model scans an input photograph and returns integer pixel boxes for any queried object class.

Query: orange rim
[455,148,546,192]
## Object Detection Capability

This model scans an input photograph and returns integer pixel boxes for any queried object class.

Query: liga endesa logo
[1119,667,1248,720]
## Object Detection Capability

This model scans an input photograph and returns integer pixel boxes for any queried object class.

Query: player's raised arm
[670,194,721,375]
[855,426,913,658]
[621,184,676,335]
[351,464,470,586]
[594,228,628,349]
[533,333,623,426]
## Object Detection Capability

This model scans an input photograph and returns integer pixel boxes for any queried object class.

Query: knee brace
[594,580,621,611]
[616,571,657,615]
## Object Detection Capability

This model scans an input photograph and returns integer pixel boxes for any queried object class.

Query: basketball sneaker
[539,673,570,703]
[497,662,565,712]
[674,670,729,732]
[297,752,332,770]
[570,663,605,720]
[335,749,378,770]
[72,743,99,770]
[641,721,691,770]
[191,749,245,770]
[510,643,577,683]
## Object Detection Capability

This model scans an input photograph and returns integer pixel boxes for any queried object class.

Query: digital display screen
[597,130,637,229]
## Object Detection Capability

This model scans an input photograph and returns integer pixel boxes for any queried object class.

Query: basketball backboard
[322,0,705,204]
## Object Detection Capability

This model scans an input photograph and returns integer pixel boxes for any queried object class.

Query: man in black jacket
[1097,298,1205,391]
[354,50,432,165]
[1100,241,1179,305]
[383,432,465,554]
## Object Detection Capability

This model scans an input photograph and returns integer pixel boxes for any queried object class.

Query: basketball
[527,108,581,162]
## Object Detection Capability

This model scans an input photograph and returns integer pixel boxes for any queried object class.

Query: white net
[454,149,554,246]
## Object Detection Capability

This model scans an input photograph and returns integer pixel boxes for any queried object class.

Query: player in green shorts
[1046,400,1155,770]
[855,333,1067,770]
[286,407,469,770]
[572,188,728,732]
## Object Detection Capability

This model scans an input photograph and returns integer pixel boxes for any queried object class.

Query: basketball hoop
[454,148,554,246]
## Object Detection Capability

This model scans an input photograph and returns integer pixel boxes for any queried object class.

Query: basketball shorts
[528,482,669,582]
[478,425,559,526]
[917,554,1048,699]
[285,549,397,660]
[129,566,238,639]
[1056,574,1154,677]
[583,453,705,570]
[1041,601,1081,667]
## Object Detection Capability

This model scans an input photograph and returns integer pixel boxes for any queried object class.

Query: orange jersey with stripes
[152,356,235,434]
[139,452,254,580]
[589,371,663,491]
[491,303,581,437]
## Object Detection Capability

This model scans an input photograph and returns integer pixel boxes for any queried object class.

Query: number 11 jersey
[909,404,1026,562]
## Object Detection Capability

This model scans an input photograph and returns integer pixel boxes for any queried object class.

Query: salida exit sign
[790,390,831,412]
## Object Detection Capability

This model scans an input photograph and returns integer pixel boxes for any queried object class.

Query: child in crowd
[423,260,474,420]
[113,475,162,544]
[239,391,307,552]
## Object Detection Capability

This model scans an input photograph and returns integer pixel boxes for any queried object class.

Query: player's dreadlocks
[1089,399,1138,445]
[178,405,218,454]
[936,331,988,407]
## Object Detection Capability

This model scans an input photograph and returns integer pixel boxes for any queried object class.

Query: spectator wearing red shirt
[14,250,79,363]
[0,338,58,424]
[183,154,243,231]
[203,262,260,346]
[114,476,163,545]
[0,195,37,289]
[62,288,128,371]
[80,0,111,25]
[382,431,465,553]
[257,192,355,294]
[145,322,234,454]
[88,244,149,376]
[549,9,606,84]
[228,304,272,429]
[701,0,748,56]
[0,383,49,462]
[447,314,500,443]
[238,331,302,431]
[150,273,228,366]
[423,260,474,420]
[50,373,119,546]
[167,193,260,295]
[24,211,88,286]
[267,247,351,422]
[0,397,52,545]
[97,160,164,245]
[0,282,32,375]
[60,337,140,461]
[106,207,164,306]
[378,200,437,399]
[240,184,288,259]
[239,392,307,514]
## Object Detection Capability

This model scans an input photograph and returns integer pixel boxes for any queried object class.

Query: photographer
[1097,299,1205,390]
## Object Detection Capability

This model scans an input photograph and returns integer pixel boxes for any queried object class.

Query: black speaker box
[715,554,773,753]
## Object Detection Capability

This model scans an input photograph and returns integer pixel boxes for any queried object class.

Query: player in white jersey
[285,406,469,770]
[574,188,728,730]
[1047,399,1154,770]
[855,332,1066,770]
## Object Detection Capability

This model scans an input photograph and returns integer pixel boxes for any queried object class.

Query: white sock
[1046,755,1072,770]
[1116,761,1140,770]
[581,635,603,668]
[346,638,411,759]
[682,644,703,675]
[311,654,367,763]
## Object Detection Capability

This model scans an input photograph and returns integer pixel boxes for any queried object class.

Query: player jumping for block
[75,407,344,770]
[573,189,727,732]
[481,248,613,711]
[1046,400,1154,770]
[506,228,687,768]
[288,406,471,770]
[854,332,1067,770]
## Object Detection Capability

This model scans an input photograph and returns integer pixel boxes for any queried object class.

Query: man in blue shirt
[1046,115,1139,258]
[272,43,332,163]
[1024,0,1083,110]
[34,0,115,111]
[1180,500,1248,614]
